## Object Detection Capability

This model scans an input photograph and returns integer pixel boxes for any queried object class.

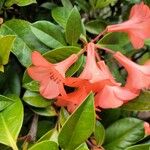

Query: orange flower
[95,85,138,108]
[27,51,78,99]
[144,122,150,135]
[114,51,150,91]
[107,2,150,49]
[56,88,88,112]
[65,43,119,92]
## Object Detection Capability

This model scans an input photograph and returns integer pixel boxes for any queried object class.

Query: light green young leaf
[58,92,95,150]
[104,117,144,150]
[5,0,36,7]
[29,141,58,150]
[65,6,82,45]
[0,95,23,150]
[0,95,13,111]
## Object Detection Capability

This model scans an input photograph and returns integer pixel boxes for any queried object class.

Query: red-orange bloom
[144,122,150,135]
[27,51,78,99]
[107,2,150,49]
[95,85,138,108]
[56,88,88,112]
[114,51,150,91]
[65,43,119,92]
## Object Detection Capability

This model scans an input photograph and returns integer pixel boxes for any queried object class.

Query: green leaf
[0,95,13,111]
[0,95,23,149]
[0,36,15,65]
[85,20,107,34]
[95,0,117,8]
[23,90,51,108]
[5,0,36,7]
[76,143,89,150]
[32,106,57,117]
[98,32,130,53]
[61,0,73,9]
[94,121,105,146]
[122,91,150,111]
[65,7,82,45]
[31,21,66,49]
[23,72,39,92]
[59,107,69,126]
[52,7,70,28]
[66,55,84,77]
[38,129,58,143]
[104,117,144,150]
[125,143,150,150]
[43,46,80,62]
[0,19,49,67]
[58,92,95,150]
[29,141,58,150]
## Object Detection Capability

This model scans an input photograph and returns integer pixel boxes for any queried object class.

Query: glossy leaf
[0,95,23,149]
[76,143,89,150]
[59,107,69,126]
[125,143,150,150]
[29,141,58,150]
[31,21,66,48]
[43,46,80,62]
[0,36,15,66]
[58,92,95,150]
[65,7,82,45]
[0,19,49,67]
[5,0,36,7]
[52,7,70,28]
[122,91,150,111]
[0,95,13,111]
[104,117,144,150]
[32,106,57,117]
[38,129,58,143]
[94,121,105,146]
[23,90,51,108]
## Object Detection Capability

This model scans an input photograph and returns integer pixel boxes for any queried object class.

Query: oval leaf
[58,92,95,150]
[122,91,150,111]
[104,117,144,150]
[65,7,82,45]
[125,143,150,150]
[29,141,58,150]
[0,95,23,149]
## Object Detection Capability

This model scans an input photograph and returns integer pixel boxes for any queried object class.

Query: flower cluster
[27,2,150,113]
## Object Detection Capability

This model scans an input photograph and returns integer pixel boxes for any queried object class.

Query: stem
[28,114,38,142]
[77,48,86,56]
[92,29,107,43]
[96,45,115,54]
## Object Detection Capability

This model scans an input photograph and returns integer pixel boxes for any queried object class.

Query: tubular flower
[27,51,78,99]
[114,51,150,91]
[65,42,120,93]
[95,85,139,109]
[144,122,150,135]
[56,88,88,112]
[107,2,150,49]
